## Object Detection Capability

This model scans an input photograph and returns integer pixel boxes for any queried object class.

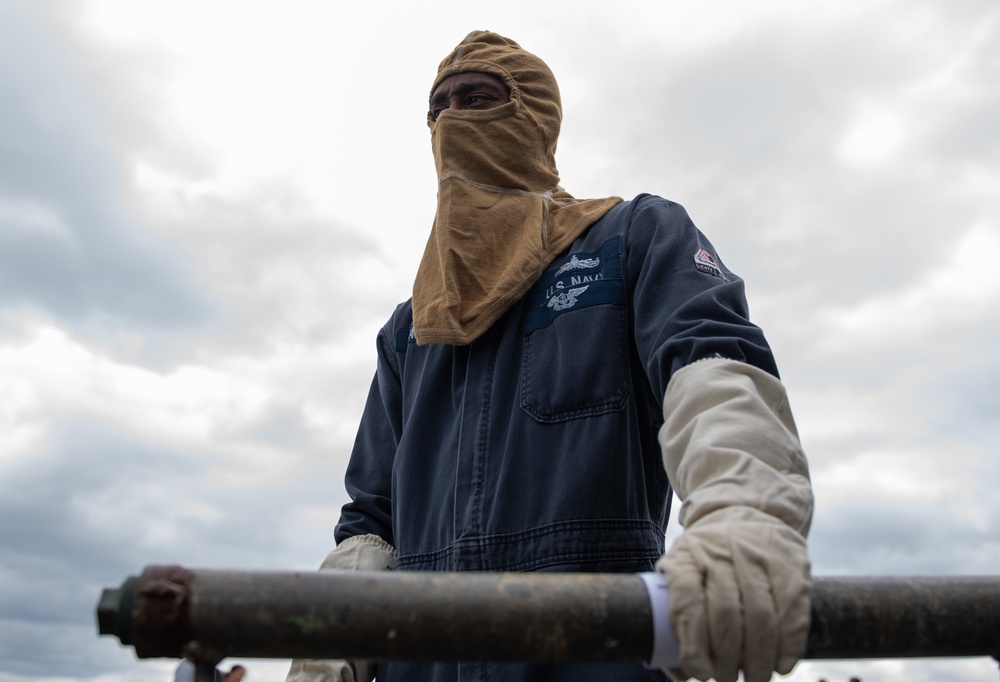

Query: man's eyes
[465,92,504,108]
[428,90,503,119]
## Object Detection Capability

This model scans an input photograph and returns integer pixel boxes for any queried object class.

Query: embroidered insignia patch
[523,236,624,332]
[547,285,590,311]
[694,249,728,281]
[555,255,601,277]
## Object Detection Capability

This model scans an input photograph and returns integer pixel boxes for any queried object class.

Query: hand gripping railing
[97,566,1000,670]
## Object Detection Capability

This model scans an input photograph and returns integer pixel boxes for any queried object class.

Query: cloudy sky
[1,1,998,680]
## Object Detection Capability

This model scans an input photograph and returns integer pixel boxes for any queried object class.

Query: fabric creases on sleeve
[624,197,780,403]
[660,357,812,532]
[335,324,403,546]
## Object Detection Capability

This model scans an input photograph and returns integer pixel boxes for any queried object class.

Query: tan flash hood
[412,30,621,345]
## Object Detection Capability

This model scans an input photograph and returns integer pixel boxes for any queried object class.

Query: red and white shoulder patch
[693,249,728,281]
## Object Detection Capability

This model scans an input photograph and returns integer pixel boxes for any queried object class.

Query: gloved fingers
[660,544,712,681]
[703,548,743,682]
[731,530,779,682]
[770,527,812,674]
[662,508,812,682]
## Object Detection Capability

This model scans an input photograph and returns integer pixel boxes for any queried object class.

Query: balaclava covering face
[412,30,622,345]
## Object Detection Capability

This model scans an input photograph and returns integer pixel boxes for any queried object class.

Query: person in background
[174,661,245,682]
[223,664,246,682]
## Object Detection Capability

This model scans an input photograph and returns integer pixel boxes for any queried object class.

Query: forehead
[430,71,509,102]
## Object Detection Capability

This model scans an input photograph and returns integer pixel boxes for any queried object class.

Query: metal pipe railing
[97,566,1000,666]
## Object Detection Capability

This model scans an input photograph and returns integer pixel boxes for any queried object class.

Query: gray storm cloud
[0,4,211,331]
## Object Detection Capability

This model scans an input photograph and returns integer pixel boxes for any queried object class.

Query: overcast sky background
[1,1,998,681]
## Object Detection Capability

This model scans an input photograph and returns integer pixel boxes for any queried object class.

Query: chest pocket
[520,237,631,423]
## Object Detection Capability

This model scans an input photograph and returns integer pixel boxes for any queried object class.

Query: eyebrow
[429,80,508,107]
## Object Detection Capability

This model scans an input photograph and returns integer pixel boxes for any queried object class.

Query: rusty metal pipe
[807,575,1000,659]
[97,566,1000,664]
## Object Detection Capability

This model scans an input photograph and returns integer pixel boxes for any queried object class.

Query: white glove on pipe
[285,534,397,682]
[656,358,813,682]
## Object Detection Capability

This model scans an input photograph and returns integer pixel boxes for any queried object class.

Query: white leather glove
[656,358,813,682]
[285,534,397,682]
